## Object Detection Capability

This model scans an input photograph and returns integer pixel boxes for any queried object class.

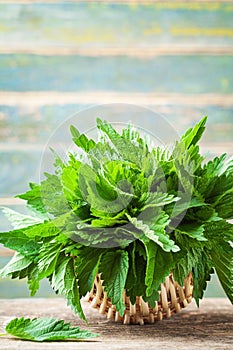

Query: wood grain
[0,2,232,51]
[1,55,233,93]
[0,298,232,349]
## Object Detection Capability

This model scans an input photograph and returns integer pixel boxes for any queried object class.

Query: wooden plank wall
[0,1,232,297]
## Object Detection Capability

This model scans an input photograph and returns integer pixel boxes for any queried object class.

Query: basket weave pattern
[85,273,193,325]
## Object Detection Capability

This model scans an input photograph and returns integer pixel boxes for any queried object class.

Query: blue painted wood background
[0,1,232,298]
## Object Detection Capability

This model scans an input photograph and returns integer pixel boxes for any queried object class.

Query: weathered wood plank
[0,150,42,196]
[2,47,233,56]
[0,2,232,50]
[0,298,232,349]
[0,104,232,144]
[1,92,233,107]
[0,55,233,93]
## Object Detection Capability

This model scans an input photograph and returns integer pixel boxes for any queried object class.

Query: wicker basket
[85,273,193,325]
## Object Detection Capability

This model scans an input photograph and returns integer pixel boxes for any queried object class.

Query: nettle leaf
[181,116,207,149]
[97,118,144,167]
[50,147,66,174]
[0,207,44,229]
[4,317,99,342]
[186,205,221,224]
[142,240,174,302]
[75,247,102,297]
[40,173,71,216]
[21,211,74,239]
[204,220,233,241]
[16,182,46,214]
[192,250,214,305]
[166,196,205,219]
[70,125,96,152]
[176,223,207,241]
[100,250,129,316]
[72,221,135,248]
[214,192,233,220]
[0,252,32,278]
[172,234,213,305]
[27,265,40,296]
[79,164,133,217]
[121,123,149,151]
[204,221,233,303]
[61,166,83,202]
[127,212,179,252]
[220,156,233,176]
[50,253,86,321]
[0,252,41,295]
[0,229,40,257]
[125,249,147,304]
[140,192,179,211]
[203,154,227,178]
[210,242,233,303]
[37,242,63,279]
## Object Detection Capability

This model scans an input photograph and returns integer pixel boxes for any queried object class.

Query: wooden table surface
[0,298,232,349]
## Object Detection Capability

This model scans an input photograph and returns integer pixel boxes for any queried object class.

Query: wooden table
[0,298,232,349]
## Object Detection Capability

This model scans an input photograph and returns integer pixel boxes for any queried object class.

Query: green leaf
[0,252,41,295]
[126,212,179,252]
[204,221,233,303]
[100,250,129,315]
[125,247,147,304]
[50,253,86,321]
[140,192,179,211]
[181,116,207,149]
[203,154,227,177]
[142,240,174,301]
[97,118,144,167]
[4,317,99,342]
[0,229,40,257]
[75,247,102,297]
[16,182,46,214]
[40,173,71,216]
[61,165,83,203]
[172,234,213,305]
[50,147,66,174]
[37,242,63,279]
[0,207,44,229]
[70,125,96,152]
[176,223,207,241]
[210,242,233,303]
[0,252,32,278]
[79,163,133,216]
[192,250,213,305]
[21,211,74,239]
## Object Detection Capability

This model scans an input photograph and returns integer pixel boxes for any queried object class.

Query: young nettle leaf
[181,116,208,149]
[70,124,96,152]
[0,207,44,229]
[50,253,86,321]
[0,252,33,278]
[0,229,40,257]
[100,250,129,316]
[127,212,180,252]
[176,223,207,242]
[75,247,103,297]
[2,317,99,342]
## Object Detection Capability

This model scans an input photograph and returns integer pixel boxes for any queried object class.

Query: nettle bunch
[0,117,232,321]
